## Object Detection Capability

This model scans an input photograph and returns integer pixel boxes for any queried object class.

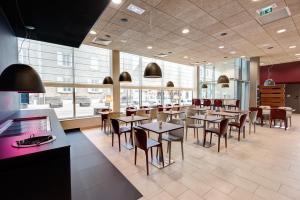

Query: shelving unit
[258,84,285,107]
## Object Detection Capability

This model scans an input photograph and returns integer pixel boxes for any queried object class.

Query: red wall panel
[260,61,300,84]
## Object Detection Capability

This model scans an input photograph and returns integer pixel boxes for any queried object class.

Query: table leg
[122,122,134,150]
[150,133,175,169]
[193,120,216,148]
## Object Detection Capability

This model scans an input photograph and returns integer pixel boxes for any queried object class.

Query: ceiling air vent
[155,53,168,58]
[256,7,291,25]
[92,37,112,46]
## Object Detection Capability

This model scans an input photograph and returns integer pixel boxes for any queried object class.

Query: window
[141,89,162,106]
[26,87,74,119]
[120,88,140,111]
[18,38,112,119]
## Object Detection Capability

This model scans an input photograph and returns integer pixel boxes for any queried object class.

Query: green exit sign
[259,5,274,16]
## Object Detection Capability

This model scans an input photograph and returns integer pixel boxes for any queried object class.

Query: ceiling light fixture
[289,45,296,49]
[230,51,236,54]
[219,45,225,49]
[127,4,145,15]
[182,28,190,34]
[119,71,132,82]
[166,81,174,87]
[89,30,97,35]
[277,29,286,34]
[217,75,230,84]
[240,55,246,58]
[144,63,162,78]
[112,0,122,4]
[295,53,300,56]
[147,46,153,49]
[184,56,188,59]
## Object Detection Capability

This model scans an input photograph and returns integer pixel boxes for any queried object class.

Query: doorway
[285,84,300,113]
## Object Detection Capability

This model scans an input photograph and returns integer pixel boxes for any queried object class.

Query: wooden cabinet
[258,85,285,107]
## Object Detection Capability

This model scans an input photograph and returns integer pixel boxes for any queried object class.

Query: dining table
[138,122,184,168]
[188,114,222,148]
[115,115,149,150]
[162,110,185,120]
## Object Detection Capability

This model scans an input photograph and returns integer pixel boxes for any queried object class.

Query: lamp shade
[0,64,45,93]
[264,79,275,86]
[143,62,162,78]
[166,81,174,87]
[119,71,132,82]
[103,76,113,84]
[217,75,229,84]
[202,84,208,89]
[222,83,229,88]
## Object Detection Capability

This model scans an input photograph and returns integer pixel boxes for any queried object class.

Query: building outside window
[18,38,112,119]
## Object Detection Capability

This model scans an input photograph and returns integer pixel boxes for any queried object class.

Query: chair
[140,106,150,114]
[270,109,288,130]
[249,107,264,126]
[192,99,201,107]
[204,119,229,152]
[136,109,146,116]
[149,108,157,121]
[105,112,122,134]
[133,127,164,175]
[162,119,184,163]
[126,107,136,116]
[157,112,168,122]
[214,99,223,110]
[157,105,164,112]
[229,114,248,141]
[111,119,131,152]
[228,100,240,110]
[203,99,211,109]
[165,104,172,111]
[185,116,203,141]
[279,107,292,127]
[248,111,258,134]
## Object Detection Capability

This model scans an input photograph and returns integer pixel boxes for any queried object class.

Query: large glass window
[18,38,112,119]
[141,89,162,106]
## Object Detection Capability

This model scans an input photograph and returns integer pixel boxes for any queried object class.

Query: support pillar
[112,50,120,112]
[249,57,260,107]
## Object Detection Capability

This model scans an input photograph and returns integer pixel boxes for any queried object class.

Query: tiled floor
[81,115,300,200]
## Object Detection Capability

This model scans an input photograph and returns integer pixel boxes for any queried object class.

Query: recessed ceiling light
[240,55,246,58]
[89,30,97,35]
[127,4,145,15]
[112,0,122,4]
[277,29,286,34]
[261,62,265,65]
[184,56,188,59]
[207,62,212,65]
[289,45,296,49]
[229,51,236,54]
[219,45,225,49]
[295,53,300,56]
[147,46,153,49]
[120,40,127,43]
[182,28,190,34]
[252,0,260,2]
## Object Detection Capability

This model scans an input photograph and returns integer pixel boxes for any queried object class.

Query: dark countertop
[0,109,69,161]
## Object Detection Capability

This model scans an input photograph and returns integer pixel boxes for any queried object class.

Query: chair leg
[238,128,240,141]
[134,146,137,165]
[269,119,272,128]
[118,134,121,152]
[193,128,195,138]
[209,132,212,144]
[112,133,114,147]
[150,147,153,161]
[160,144,164,168]
[225,134,227,148]
[145,150,149,175]
[185,127,188,141]
[203,131,207,147]
[254,123,256,133]
[290,117,292,127]
[243,127,245,138]
[124,132,128,143]
[249,123,251,135]
[168,142,171,164]
[218,135,221,152]
[166,141,169,153]
[285,119,287,131]
[229,126,232,137]
[181,140,184,160]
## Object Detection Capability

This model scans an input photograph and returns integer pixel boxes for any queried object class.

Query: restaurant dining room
[1,0,300,200]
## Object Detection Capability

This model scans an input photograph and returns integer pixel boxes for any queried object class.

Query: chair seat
[188,124,204,128]
[162,134,181,142]
[229,122,240,127]
[147,139,160,148]
[205,128,220,134]
[119,126,131,133]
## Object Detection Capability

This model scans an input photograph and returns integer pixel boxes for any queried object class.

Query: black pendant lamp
[222,83,229,88]
[144,62,162,78]
[202,84,208,89]
[166,81,174,87]
[217,75,229,84]
[103,76,113,84]
[119,71,132,82]
[0,64,45,93]
[264,67,275,86]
